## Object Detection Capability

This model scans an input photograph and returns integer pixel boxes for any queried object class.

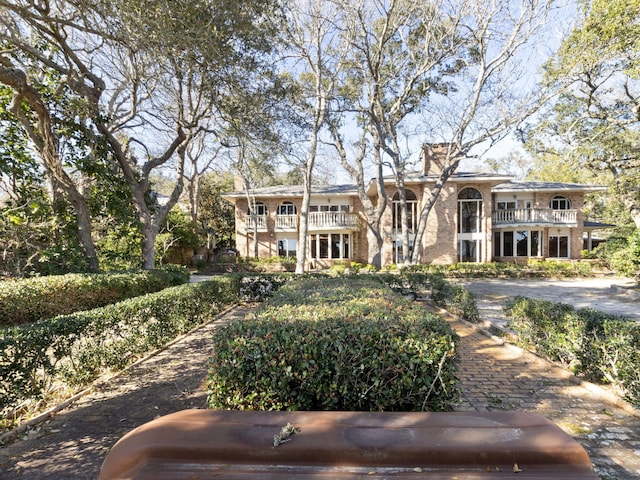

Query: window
[310,233,350,260]
[310,204,349,212]
[497,201,516,210]
[277,237,297,257]
[493,232,502,257]
[550,196,570,210]
[277,201,297,215]
[549,235,569,258]
[531,231,540,256]
[494,230,542,257]
[457,188,483,262]
[458,188,482,234]
[393,240,413,264]
[247,202,267,216]
[503,231,514,256]
[459,240,479,263]
[392,190,418,231]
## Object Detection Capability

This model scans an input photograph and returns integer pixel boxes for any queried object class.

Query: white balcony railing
[309,212,359,230]
[275,215,298,230]
[244,214,267,231]
[492,208,577,226]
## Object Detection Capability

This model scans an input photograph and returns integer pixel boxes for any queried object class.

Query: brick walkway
[3,295,640,479]
[444,311,640,480]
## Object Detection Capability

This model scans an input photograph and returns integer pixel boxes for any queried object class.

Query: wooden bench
[100,410,598,479]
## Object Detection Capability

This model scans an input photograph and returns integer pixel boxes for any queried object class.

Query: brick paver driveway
[444,276,640,479]
[455,277,639,330]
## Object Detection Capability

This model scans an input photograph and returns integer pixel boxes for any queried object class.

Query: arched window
[550,196,570,210]
[457,188,483,262]
[247,202,267,216]
[277,201,297,215]
[458,188,482,234]
[392,190,418,231]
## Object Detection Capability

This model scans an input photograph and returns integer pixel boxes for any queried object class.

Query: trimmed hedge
[207,277,459,412]
[402,260,593,279]
[427,274,479,322]
[504,296,640,407]
[0,275,247,417]
[372,272,478,322]
[0,266,190,326]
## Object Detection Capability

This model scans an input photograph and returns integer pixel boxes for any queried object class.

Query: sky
[318,0,581,185]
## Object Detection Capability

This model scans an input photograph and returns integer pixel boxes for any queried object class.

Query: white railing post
[492,208,577,226]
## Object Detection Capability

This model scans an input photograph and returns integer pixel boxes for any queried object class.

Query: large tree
[408,0,556,263]
[281,0,349,273]
[0,0,280,269]
[318,0,555,266]
[528,0,640,228]
[327,0,467,267]
[0,48,102,271]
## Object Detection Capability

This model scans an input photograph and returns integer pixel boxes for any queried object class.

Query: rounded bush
[207,277,459,412]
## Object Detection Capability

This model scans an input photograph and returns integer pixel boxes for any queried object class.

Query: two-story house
[223,148,606,269]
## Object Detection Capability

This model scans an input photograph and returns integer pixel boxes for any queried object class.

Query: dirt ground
[0,305,251,480]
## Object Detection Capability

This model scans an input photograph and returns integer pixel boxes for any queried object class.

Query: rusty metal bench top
[100,410,597,479]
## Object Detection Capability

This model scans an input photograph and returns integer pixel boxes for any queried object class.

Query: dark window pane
[494,232,502,257]
[504,231,514,256]
[517,231,528,256]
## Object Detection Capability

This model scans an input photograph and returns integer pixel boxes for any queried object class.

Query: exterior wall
[492,191,586,261]
[234,195,369,267]
[234,198,279,258]
[351,196,370,265]
[231,184,592,267]
[417,183,493,265]
[422,183,457,264]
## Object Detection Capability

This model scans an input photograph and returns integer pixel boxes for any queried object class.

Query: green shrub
[242,256,296,272]
[427,274,479,322]
[504,297,640,407]
[592,229,640,277]
[0,275,242,417]
[237,273,292,302]
[402,261,593,279]
[504,297,586,370]
[0,266,190,327]
[207,277,459,412]
[326,261,348,276]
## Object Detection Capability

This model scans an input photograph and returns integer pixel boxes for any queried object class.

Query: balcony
[244,214,267,232]
[245,212,359,232]
[275,214,298,231]
[309,212,359,231]
[492,208,578,227]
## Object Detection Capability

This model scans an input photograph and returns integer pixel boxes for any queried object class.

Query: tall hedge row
[505,296,640,407]
[0,275,245,417]
[207,277,459,412]
[0,267,190,326]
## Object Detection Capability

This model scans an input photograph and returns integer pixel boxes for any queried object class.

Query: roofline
[222,184,358,202]
[365,172,515,195]
[493,185,607,194]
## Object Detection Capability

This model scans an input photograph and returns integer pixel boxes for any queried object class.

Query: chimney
[233,175,245,191]
[421,144,448,176]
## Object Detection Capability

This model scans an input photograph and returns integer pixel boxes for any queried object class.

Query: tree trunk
[295,139,317,275]
[411,177,447,265]
[141,221,159,270]
[1,66,100,272]
[66,189,100,272]
[367,221,384,270]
